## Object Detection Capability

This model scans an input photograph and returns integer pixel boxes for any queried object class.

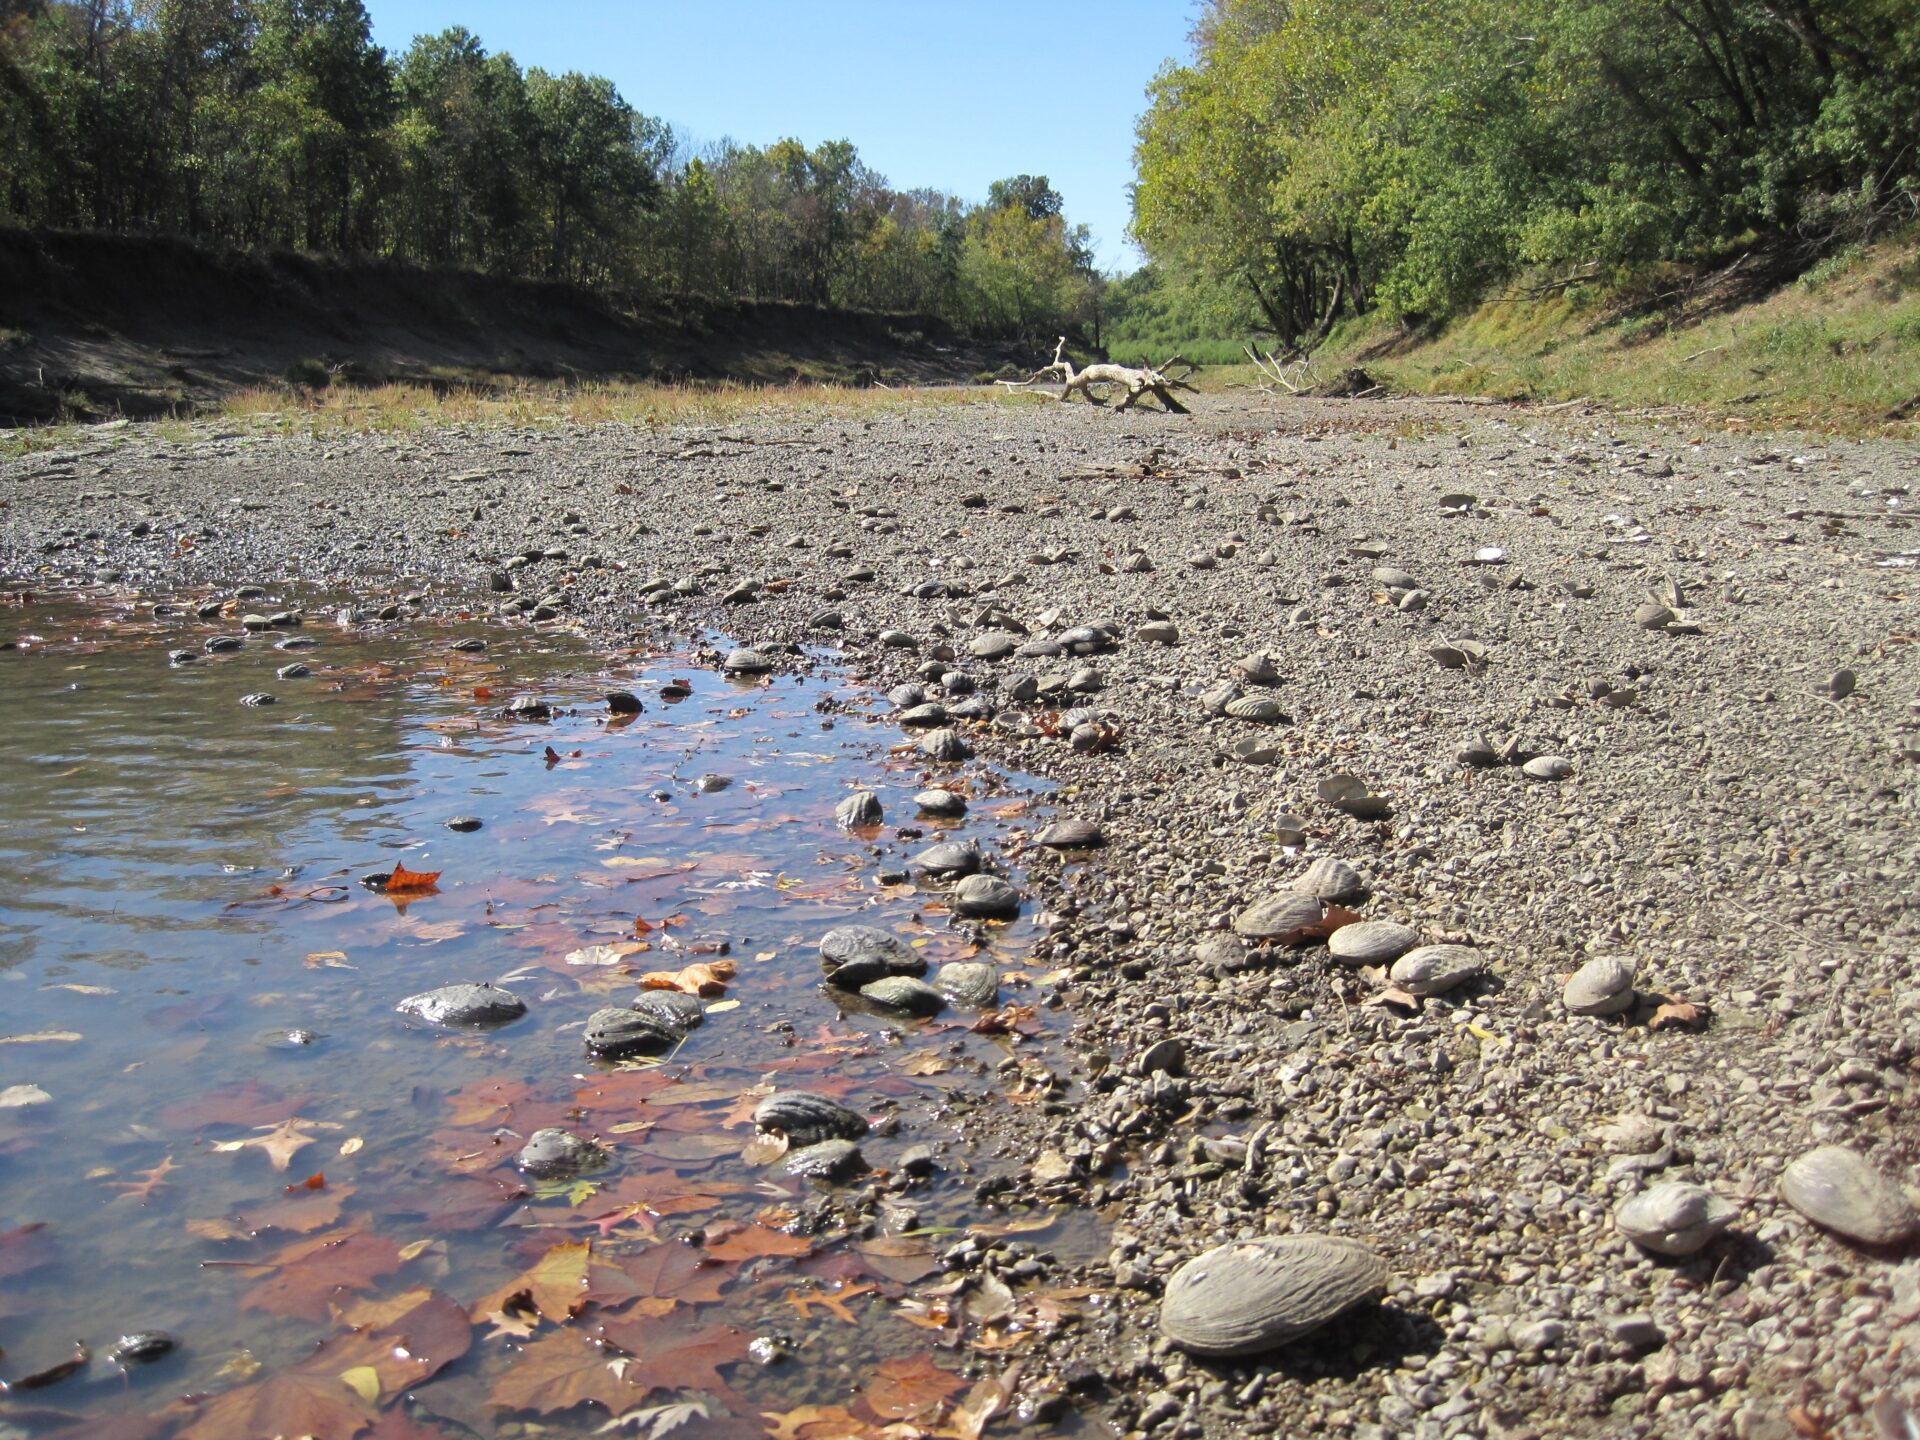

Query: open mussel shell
[1160,1235,1392,1357]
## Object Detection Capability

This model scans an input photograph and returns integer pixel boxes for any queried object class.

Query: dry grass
[0,376,1023,457]
[1323,231,1920,433]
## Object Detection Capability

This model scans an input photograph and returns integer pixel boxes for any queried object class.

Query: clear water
[0,585,1104,1438]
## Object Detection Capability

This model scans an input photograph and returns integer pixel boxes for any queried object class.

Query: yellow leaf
[340,1136,364,1156]
[397,1237,434,1262]
[704,999,740,1013]
[339,1365,380,1404]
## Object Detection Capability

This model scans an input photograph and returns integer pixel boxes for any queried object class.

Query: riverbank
[4,390,1917,1440]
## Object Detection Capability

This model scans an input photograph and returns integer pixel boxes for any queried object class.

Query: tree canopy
[0,1,1101,340]
[1132,0,1920,345]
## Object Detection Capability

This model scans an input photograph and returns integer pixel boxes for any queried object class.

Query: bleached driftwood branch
[998,337,1199,414]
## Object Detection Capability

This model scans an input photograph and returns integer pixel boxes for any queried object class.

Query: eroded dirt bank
[4,392,1918,1440]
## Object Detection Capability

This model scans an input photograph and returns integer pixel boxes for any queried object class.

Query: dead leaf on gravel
[1649,1000,1707,1031]
[1365,985,1420,1012]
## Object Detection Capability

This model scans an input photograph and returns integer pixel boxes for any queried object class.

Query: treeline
[1132,0,1920,347]
[0,0,1101,339]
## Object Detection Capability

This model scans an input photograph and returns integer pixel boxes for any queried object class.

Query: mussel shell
[1389,944,1486,997]
[583,1006,682,1057]
[1160,1235,1392,1357]
[1780,1145,1920,1247]
[753,1090,869,1146]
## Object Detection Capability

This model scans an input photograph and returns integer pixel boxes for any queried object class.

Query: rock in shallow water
[583,1006,682,1057]
[934,961,999,1008]
[1615,1182,1738,1256]
[517,1128,609,1179]
[911,840,981,879]
[914,789,967,819]
[818,925,925,988]
[631,990,704,1032]
[834,790,883,829]
[723,647,776,674]
[950,874,1021,918]
[920,727,971,762]
[785,1138,867,1182]
[1034,817,1103,849]
[1159,1235,1392,1357]
[1780,1145,1920,1246]
[857,974,946,1016]
[395,983,526,1027]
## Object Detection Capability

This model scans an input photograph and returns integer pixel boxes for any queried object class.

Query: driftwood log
[1000,337,1198,414]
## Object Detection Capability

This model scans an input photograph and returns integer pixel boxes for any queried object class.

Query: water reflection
[0,585,1103,1439]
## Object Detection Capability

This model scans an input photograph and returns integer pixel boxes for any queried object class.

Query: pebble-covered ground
[4,392,1918,1440]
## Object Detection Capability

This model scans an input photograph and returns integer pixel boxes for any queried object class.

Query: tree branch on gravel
[998,337,1198,414]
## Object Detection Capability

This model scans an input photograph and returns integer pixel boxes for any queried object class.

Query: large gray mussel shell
[583,1007,682,1057]
[1780,1145,1920,1247]
[1327,921,1419,966]
[1297,857,1367,903]
[1232,891,1323,941]
[1614,1182,1738,1256]
[817,925,926,989]
[753,1090,869,1147]
[1390,944,1486,997]
[1160,1235,1392,1357]
[1563,956,1636,1016]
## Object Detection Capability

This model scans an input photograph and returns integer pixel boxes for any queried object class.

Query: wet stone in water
[723,647,776,674]
[444,815,483,832]
[631,990,704,1031]
[785,1139,867,1182]
[818,925,926,989]
[920,727,971,762]
[935,961,999,1008]
[1160,1235,1392,1357]
[951,874,1021,918]
[914,788,967,818]
[911,840,980,879]
[857,974,946,1016]
[834,790,884,828]
[395,983,526,1027]
[583,1006,682,1057]
[754,1090,868,1146]
[109,1332,175,1365]
[517,1128,609,1179]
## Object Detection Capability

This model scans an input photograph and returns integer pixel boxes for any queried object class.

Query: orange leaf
[588,1316,750,1396]
[1650,1001,1706,1031]
[289,1171,325,1193]
[485,1328,646,1417]
[469,1240,591,1324]
[762,1403,869,1440]
[701,1221,812,1261]
[385,861,441,896]
[638,959,735,998]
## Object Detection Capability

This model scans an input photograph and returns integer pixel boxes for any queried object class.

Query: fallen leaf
[862,1350,968,1421]
[1649,1000,1707,1031]
[109,1154,179,1203]
[948,1365,1020,1440]
[470,1240,592,1324]
[0,1084,51,1108]
[239,1229,405,1320]
[638,960,736,998]
[592,1395,711,1436]
[212,1116,343,1172]
[0,1029,82,1045]
[784,1281,876,1325]
[1365,986,1421,1012]
[487,1328,646,1417]
[305,951,355,969]
[385,860,441,895]
[590,1316,750,1396]
[701,1221,812,1262]
[740,1131,789,1166]
[763,1404,868,1440]
[567,941,647,967]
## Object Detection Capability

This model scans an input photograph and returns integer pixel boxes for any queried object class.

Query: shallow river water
[0,585,1105,1439]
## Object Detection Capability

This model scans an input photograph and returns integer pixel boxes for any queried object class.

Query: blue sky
[365,1,1199,272]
